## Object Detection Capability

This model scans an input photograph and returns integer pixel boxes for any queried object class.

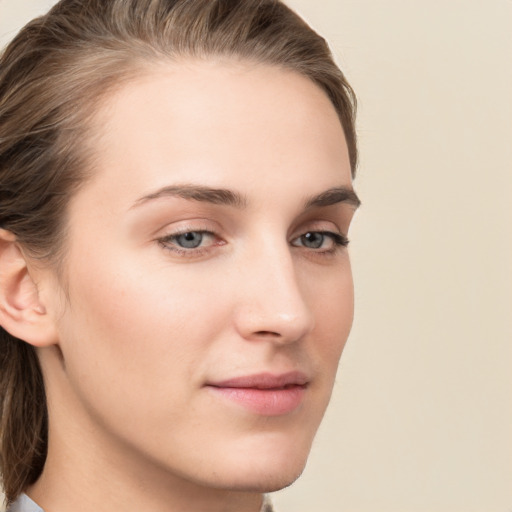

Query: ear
[0,229,58,347]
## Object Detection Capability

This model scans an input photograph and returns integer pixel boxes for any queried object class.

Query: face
[42,59,358,494]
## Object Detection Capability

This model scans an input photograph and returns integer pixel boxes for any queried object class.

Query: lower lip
[207,385,306,416]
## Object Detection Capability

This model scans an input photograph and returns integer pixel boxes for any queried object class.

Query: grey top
[7,493,275,512]
[6,494,43,512]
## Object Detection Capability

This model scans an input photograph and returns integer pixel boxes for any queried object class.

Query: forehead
[84,58,351,204]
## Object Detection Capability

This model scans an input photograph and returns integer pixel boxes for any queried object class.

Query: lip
[205,371,309,416]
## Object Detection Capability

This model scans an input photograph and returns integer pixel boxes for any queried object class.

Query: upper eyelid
[156,221,345,239]
[290,219,344,238]
[154,220,218,237]
[160,227,216,236]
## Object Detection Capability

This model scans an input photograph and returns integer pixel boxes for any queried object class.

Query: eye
[299,232,325,249]
[158,230,219,253]
[292,231,349,251]
[173,231,206,249]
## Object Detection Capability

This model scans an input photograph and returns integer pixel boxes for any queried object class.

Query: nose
[233,242,315,344]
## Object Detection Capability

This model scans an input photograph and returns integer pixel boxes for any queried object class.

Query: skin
[23,59,359,512]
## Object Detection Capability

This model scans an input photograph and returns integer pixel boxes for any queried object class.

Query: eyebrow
[131,184,247,209]
[131,184,360,210]
[304,187,361,210]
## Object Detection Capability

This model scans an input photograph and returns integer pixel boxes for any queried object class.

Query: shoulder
[6,494,44,512]
[261,494,278,512]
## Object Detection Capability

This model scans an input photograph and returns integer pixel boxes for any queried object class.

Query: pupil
[303,232,323,249]
[178,232,202,248]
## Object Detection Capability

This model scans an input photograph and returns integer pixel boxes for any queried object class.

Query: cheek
[308,257,354,354]
[55,249,228,417]
[304,260,354,407]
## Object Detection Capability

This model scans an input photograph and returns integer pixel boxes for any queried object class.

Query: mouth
[205,372,309,416]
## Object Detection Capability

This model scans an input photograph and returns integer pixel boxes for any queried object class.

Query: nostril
[254,330,281,337]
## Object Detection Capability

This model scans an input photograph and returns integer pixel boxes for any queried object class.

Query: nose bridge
[234,235,314,342]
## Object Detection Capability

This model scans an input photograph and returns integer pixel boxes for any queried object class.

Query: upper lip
[207,371,309,390]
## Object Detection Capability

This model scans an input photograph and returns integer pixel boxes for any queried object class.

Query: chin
[215,462,307,493]
[247,468,306,493]
[201,430,314,493]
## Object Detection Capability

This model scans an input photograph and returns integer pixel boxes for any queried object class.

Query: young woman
[0,1,359,511]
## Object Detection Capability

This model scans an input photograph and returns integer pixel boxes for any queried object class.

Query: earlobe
[0,229,58,347]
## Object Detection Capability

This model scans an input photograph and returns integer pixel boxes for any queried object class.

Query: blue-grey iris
[301,232,323,249]
[176,232,203,248]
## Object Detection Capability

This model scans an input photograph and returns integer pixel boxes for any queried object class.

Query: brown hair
[0,0,357,503]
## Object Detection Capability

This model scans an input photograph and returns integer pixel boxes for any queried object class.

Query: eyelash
[157,229,221,258]
[157,228,349,258]
[293,231,350,251]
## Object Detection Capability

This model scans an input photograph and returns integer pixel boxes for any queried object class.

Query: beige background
[1,1,511,511]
